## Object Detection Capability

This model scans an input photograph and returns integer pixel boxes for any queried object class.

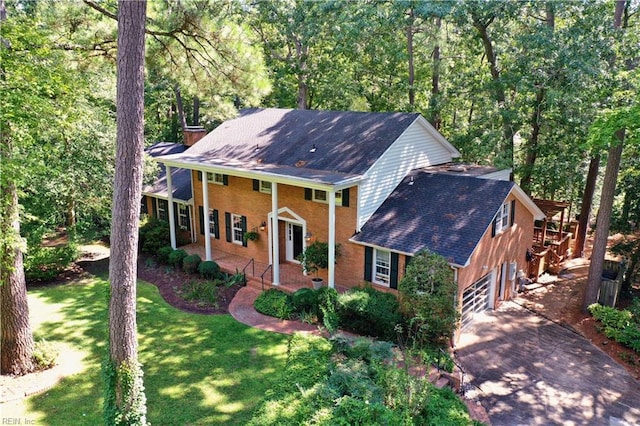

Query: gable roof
[144,142,192,202]
[351,171,537,267]
[157,108,457,185]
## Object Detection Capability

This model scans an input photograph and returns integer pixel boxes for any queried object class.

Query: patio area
[181,243,350,294]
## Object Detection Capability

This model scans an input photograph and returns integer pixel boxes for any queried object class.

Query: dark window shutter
[213,209,219,239]
[510,200,516,227]
[173,202,179,228]
[225,212,231,242]
[253,179,260,191]
[241,215,248,247]
[364,247,373,282]
[390,252,399,289]
[491,216,497,237]
[199,206,204,235]
[197,171,202,181]
[341,188,350,207]
[141,196,148,214]
[223,174,229,186]
[304,188,312,200]
[151,197,157,218]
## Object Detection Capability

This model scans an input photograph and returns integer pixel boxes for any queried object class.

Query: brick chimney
[183,126,207,147]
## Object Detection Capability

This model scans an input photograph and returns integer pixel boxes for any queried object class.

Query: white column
[202,172,212,261]
[271,183,280,285]
[328,190,336,288]
[166,165,177,249]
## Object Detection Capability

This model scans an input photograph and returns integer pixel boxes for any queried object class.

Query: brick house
[153,108,544,326]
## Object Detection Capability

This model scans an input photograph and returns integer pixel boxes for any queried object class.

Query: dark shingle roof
[351,171,515,266]
[144,143,192,202]
[167,108,421,178]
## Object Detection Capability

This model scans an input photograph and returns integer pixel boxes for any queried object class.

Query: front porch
[181,243,350,294]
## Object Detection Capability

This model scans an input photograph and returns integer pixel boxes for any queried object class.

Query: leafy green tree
[398,250,459,347]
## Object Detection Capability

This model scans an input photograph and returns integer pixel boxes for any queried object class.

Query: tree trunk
[428,16,442,129]
[582,0,629,312]
[472,14,516,167]
[106,0,148,422]
[0,0,35,377]
[295,37,309,110]
[574,154,600,258]
[193,96,200,126]
[583,132,624,311]
[0,173,35,376]
[173,85,187,131]
[406,8,415,107]
[519,88,545,194]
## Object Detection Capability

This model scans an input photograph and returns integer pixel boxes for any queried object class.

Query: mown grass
[14,276,289,425]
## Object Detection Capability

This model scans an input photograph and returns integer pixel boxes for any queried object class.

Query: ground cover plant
[249,333,476,425]
[589,299,640,353]
[14,277,289,425]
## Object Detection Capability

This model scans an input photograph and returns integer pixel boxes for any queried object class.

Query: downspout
[328,191,336,288]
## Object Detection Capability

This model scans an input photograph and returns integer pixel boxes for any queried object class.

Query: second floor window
[207,172,225,185]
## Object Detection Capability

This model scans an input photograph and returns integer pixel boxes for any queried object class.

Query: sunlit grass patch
[14,276,289,425]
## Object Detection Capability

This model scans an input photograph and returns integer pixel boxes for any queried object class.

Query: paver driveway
[456,301,640,426]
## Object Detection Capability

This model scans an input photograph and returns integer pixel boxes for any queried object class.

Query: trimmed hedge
[167,249,188,268]
[254,289,293,320]
[337,286,404,341]
[198,260,220,279]
[182,254,202,274]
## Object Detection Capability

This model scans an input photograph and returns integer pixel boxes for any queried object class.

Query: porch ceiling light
[309,144,317,153]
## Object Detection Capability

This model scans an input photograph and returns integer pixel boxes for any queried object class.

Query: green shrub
[332,396,403,425]
[32,339,59,370]
[589,302,640,354]
[139,218,170,254]
[180,280,218,306]
[25,244,78,282]
[198,260,220,279]
[182,254,202,274]
[291,288,319,315]
[337,286,404,341]
[254,289,293,319]
[399,249,460,347]
[167,249,188,268]
[156,246,173,264]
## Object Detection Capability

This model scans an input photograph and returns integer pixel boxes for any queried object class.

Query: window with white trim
[373,248,391,286]
[208,209,216,235]
[232,214,244,244]
[207,172,225,185]
[259,180,272,194]
[157,201,167,221]
[312,189,343,206]
[178,204,189,228]
[495,202,510,234]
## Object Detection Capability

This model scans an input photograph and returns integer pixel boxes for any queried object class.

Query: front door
[286,223,303,262]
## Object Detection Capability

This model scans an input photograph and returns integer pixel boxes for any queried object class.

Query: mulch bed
[136,257,243,315]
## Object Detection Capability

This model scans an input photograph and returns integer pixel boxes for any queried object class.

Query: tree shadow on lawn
[25,277,290,425]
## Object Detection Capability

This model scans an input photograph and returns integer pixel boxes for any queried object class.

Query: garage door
[461,274,491,328]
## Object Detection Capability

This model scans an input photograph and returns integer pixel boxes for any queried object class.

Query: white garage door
[461,274,491,328]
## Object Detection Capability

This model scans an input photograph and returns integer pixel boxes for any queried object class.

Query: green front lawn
[17,277,289,425]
